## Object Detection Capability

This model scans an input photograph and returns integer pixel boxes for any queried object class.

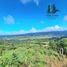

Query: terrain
[0,31,67,67]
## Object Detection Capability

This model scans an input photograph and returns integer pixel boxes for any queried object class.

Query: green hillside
[0,36,67,67]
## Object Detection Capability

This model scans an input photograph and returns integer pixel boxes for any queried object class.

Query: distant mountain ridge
[0,30,67,38]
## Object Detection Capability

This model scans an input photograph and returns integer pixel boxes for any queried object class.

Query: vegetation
[0,36,67,67]
[49,38,67,55]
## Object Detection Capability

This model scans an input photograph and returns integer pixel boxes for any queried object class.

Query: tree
[49,40,57,51]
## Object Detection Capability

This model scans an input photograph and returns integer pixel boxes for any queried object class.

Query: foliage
[0,37,67,67]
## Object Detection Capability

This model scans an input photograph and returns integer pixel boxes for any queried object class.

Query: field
[0,35,67,67]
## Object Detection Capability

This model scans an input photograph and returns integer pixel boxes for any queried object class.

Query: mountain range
[0,30,67,38]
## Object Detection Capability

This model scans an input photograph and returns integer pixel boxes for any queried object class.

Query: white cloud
[0,25,66,35]
[20,0,31,4]
[33,0,39,6]
[0,30,26,35]
[20,0,40,6]
[3,15,15,24]
[29,27,37,33]
[8,30,26,35]
[43,25,64,32]
[64,15,67,21]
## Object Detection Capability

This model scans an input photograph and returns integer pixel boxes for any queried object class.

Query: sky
[0,0,67,35]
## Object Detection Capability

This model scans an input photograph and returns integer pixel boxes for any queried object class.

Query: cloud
[0,27,37,35]
[64,15,67,21]
[29,27,37,33]
[31,25,65,32]
[3,15,15,24]
[20,0,31,4]
[0,25,66,35]
[8,30,26,35]
[0,30,26,35]
[30,25,66,32]
[43,25,64,32]
[33,0,39,6]
[20,0,40,6]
